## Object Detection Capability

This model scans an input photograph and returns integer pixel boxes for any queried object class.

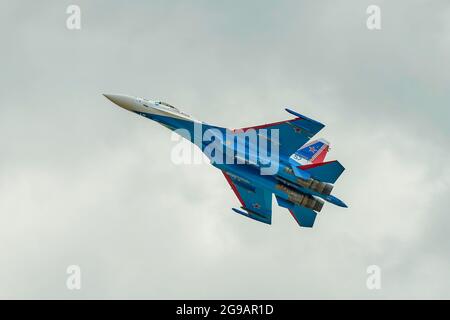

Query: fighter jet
[104,94,347,228]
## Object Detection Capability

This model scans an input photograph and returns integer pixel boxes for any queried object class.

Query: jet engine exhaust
[275,183,324,212]
[283,166,333,195]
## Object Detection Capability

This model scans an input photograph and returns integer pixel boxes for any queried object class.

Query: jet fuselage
[104,94,346,228]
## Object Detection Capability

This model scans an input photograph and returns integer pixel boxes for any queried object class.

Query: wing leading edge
[233,108,325,157]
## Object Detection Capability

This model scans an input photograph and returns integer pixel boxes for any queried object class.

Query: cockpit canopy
[155,101,179,111]
[139,97,192,118]
[139,98,179,111]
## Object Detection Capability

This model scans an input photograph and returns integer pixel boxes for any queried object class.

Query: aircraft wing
[222,171,272,224]
[233,108,325,157]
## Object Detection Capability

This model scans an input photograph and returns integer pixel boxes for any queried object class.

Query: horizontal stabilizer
[288,159,311,180]
[275,196,317,228]
[299,160,345,184]
[289,206,317,228]
[275,195,293,209]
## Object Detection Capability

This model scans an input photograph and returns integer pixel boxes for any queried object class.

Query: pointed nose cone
[103,94,138,111]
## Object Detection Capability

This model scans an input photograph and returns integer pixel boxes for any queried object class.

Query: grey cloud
[0,0,449,299]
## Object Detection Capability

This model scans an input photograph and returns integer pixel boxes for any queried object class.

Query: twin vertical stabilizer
[289,138,330,166]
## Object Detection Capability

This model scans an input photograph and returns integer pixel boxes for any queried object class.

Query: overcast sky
[0,0,449,299]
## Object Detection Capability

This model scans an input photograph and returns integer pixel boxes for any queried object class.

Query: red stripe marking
[299,160,337,170]
[311,146,329,164]
[222,171,245,207]
[288,209,301,225]
[233,117,300,132]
